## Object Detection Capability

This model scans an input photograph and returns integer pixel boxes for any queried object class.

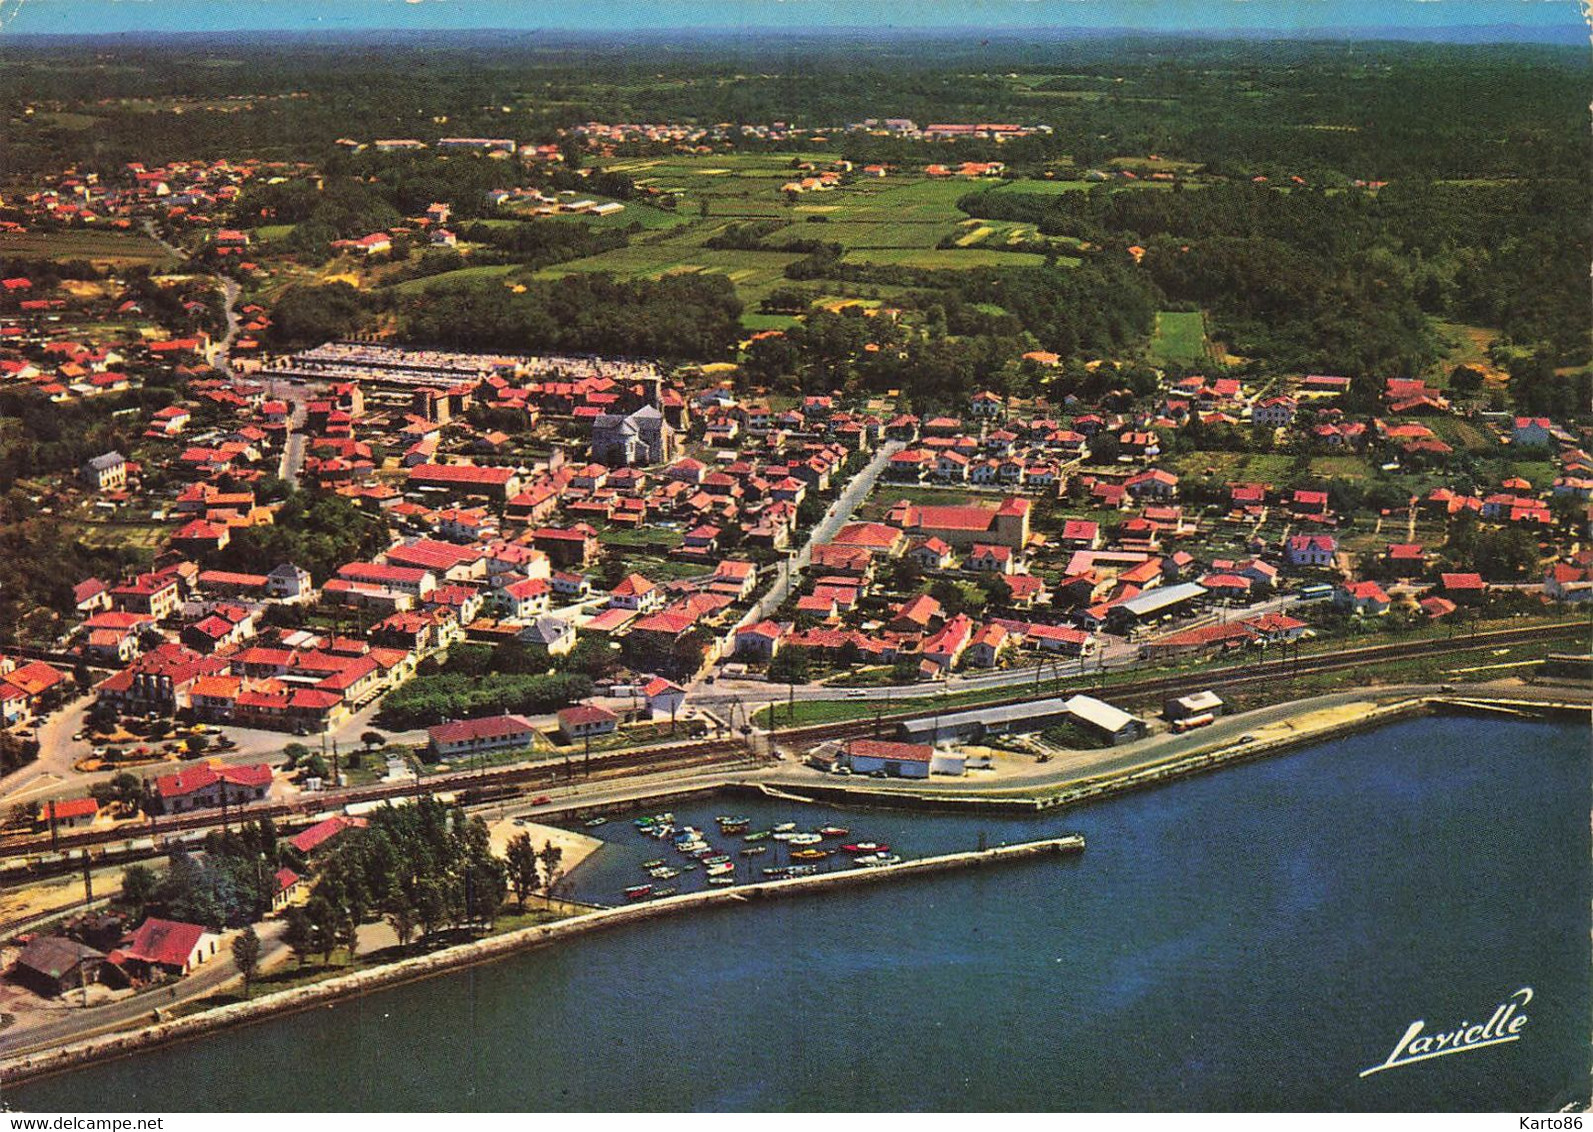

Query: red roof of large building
[287,814,369,854]
[121,918,209,969]
[155,762,272,799]
[427,714,535,746]
[846,738,935,763]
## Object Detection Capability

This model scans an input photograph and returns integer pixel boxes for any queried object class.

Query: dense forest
[960,177,1589,372]
[3,35,1584,182]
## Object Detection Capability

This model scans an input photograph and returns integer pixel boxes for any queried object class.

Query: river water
[6,716,1588,1111]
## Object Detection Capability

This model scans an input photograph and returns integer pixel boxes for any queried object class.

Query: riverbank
[0,835,1083,1087]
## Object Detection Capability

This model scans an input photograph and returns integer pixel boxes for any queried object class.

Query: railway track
[0,621,1580,867]
[0,737,762,867]
[777,620,1588,744]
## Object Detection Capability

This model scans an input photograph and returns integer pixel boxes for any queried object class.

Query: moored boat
[584,817,608,828]
[773,822,796,832]
[648,866,680,879]
[707,875,736,886]
[623,884,653,900]
[790,848,831,861]
[787,832,822,846]
[817,826,849,838]
[856,854,902,868]
[641,859,665,869]
[652,886,678,897]
[740,846,768,857]
[842,842,888,854]
[716,816,751,833]
[743,830,772,842]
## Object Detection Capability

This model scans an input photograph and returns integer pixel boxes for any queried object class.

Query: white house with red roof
[1337,581,1391,616]
[153,763,272,814]
[428,715,537,760]
[643,677,688,718]
[114,918,221,978]
[557,704,620,742]
[1284,533,1338,568]
[609,573,663,613]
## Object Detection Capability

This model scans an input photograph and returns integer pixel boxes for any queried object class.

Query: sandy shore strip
[485,819,604,873]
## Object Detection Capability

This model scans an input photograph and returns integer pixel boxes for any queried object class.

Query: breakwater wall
[0,835,1082,1088]
[1029,698,1431,811]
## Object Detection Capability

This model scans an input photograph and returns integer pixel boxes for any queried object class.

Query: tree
[361,730,385,753]
[505,832,541,911]
[538,843,565,899]
[232,925,262,997]
[337,912,360,962]
[283,906,316,968]
[305,894,341,965]
[385,899,417,952]
[120,864,159,914]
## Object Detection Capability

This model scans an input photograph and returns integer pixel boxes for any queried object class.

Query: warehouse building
[1164,690,1225,721]
[1104,582,1208,633]
[896,693,1144,747]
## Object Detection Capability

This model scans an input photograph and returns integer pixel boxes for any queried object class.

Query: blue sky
[0,0,1584,38]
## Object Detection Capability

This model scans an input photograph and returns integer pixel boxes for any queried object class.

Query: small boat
[771,831,797,842]
[707,875,736,886]
[773,822,796,832]
[843,842,889,854]
[787,832,822,846]
[817,826,850,838]
[706,861,735,877]
[790,848,831,861]
[623,884,653,900]
[652,886,678,898]
[648,866,680,879]
[679,863,698,872]
[740,846,768,857]
[641,859,665,869]
[762,866,794,879]
[743,830,772,843]
[857,854,902,868]
[702,854,731,866]
[584,817,609,828]
[786,863,817,877]
[716,816,750,833]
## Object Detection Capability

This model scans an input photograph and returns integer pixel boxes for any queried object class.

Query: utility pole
[82,851,93,905]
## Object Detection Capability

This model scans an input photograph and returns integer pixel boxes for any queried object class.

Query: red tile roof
[122,918,208,969]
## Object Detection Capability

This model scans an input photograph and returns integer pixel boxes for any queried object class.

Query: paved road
[734,440,905,632]
[0,699,92,805]
[1,920,289,1058]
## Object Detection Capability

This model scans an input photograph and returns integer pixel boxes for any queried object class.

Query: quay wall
[0,836,1082,1088]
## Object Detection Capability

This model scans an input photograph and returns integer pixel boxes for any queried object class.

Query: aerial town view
[0,0,1585,1117]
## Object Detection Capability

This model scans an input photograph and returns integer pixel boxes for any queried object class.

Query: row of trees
[378,670,594,731]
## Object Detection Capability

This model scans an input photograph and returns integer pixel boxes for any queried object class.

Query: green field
[842,247,1050,269]
[740,312,802,331]
[390,263,520,294]
[0,229,176,266]
[1148,310,1210,365]
[536,240,805,305]
[438,158,1093,307]
[991,178,1099,194]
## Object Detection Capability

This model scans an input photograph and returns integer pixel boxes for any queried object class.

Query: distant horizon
[0,0,1585,44]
